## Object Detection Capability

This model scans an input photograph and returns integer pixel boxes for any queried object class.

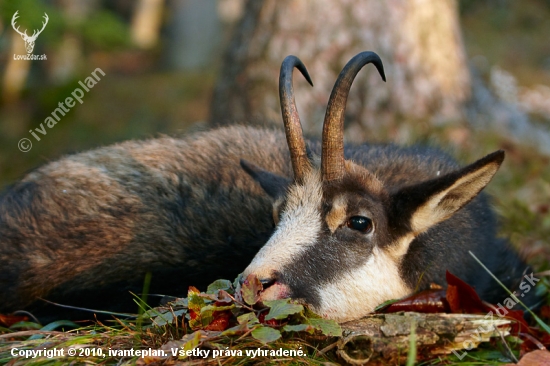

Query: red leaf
[0,314,29,327]
[205,311,232,331]
[445,270,491,314]
[188,286,201,295]
[188,309,198,320]
[540,305,550,319]
[444,272,534,341]
[382,289,449,313]
[496,307,529,335]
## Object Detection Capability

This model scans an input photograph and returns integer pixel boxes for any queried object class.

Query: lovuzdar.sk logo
[11,10,48,61]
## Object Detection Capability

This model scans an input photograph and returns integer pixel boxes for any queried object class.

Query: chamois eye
[346,216,373,233]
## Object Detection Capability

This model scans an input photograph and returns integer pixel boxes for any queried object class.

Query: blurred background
[0,0,549,270]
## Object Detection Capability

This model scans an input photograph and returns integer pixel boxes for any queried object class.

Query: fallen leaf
[502,349,550,366]
[251,326,281,343]
[0,314,29,327]
[258,311,280,326]
[540,305,550,319]
[307,318,342,337]
[206,279,232,294]
[263,299,304,320]
[241,274,263,306]
[380,289,449,313]
[205,311,231,331]
[446,271,491,314]
[283,323,314,333]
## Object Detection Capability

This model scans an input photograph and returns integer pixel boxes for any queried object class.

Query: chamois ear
[240,159,290,199]
[390,150,505,235]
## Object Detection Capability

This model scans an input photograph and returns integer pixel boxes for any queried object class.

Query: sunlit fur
[242,146,538,321]
[0,126,291,317]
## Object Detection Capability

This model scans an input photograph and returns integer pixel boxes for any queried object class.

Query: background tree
[210,0,550,153]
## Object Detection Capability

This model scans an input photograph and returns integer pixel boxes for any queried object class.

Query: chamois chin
[0,51,538,322]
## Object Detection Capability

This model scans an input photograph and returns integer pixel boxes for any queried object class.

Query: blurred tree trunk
[131,0,164,49]
[209,0,550,153]
[165,0,221,70]
[2,32,31,104]
[209,0,470,141]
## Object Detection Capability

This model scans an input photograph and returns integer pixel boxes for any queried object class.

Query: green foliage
[263,299,304,320]
[251,326,282,343]
[207,279,233,294]
[236,312,259,326]
[157,277,343,342]
[78,10,131,50]
[306,318,342,337]
[282,323,312,333]
[0,2,130,51]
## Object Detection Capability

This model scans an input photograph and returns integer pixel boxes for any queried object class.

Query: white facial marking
[314,246,411,323]
[243,170,323,280]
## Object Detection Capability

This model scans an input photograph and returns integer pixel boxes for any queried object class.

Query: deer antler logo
[11,11,49,54]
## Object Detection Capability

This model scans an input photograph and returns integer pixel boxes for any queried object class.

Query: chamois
[0,52,536,322]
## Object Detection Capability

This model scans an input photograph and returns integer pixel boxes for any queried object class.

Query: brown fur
[0,126,291,315]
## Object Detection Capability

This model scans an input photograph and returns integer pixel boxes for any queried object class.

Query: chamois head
[241,52,504,322]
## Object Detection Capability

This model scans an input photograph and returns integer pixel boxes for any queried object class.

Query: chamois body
[0,52,537,322]
[0,126,528,317]
[0,127,289,314]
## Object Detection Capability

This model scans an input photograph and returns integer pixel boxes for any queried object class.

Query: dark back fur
[0,127,289,315]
